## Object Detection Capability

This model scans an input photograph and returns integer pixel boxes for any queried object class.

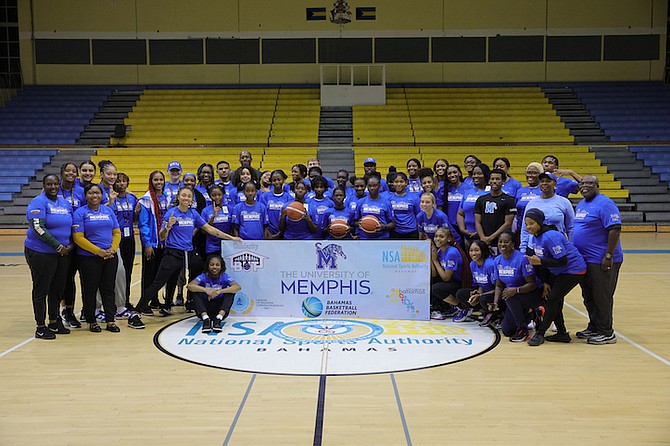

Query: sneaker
[576,328,598,339]
[453,308,474,323]
[35,326,56,340]
[527,333,545,346]
[175,295,184,306]
[127,314,145,329]
[115,308,131,319]
[201,318,212,333]
[62,308,82,328]
[48,319,71,335]
[588,333,617,345]
[430,310,446,320]
[478,312,496,327]
[443,306,459,318]
[184,298,195,313]
[95,310,106,323]
[159,306,172,317]
[125,303,136,312]
[212,318,223,333]
[149,299,161,309]
[545,332,572,343]
[140,307,155,316]
[79,309,86,323]
[510,328,529,342]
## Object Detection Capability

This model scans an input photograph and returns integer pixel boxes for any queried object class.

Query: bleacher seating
[630,146,670,186]
[269,89,320,145]
[0,149,58,201]
[0,86,110,145]
[261,147,318,173]
[574,82,670,142]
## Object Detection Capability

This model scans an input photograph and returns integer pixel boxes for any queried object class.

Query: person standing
[164,160,183,206]
[25,174,74,339]
[72,184,122,333]
[573,175,623,345]
[474,168,516,254]
[111,172,138,314]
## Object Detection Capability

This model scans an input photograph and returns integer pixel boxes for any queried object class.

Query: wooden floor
[1,233,669,445]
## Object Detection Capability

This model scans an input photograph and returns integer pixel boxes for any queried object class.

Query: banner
[221,240,431,320]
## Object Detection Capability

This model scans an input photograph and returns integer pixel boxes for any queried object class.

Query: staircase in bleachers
[0,86,110,145]
[573,82,670,142]
[541,86,608,144]
[79,89,142,146]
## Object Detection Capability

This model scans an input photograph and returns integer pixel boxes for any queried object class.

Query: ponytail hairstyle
[148,170,165,225]
[435,227,472,288]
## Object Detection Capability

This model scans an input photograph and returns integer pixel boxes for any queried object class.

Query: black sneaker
[527,333,545,346]
[184,298,195,313]
[510,328,529,342]
[62,308,82,328]
[175,295,184,306]
[158,306,172,317]
[149,299,161,309]
[35,326,56,340]
[201,318,212,333]
[479,312,496,327]
[79,309,86,323]
[127,314,145,329]
[576,328,598,339]
[212,318,223,333]
[48,319,71,335]
[140,307,155,316]
[545,332,572,343]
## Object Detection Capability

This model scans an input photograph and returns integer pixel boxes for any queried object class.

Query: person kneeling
[186,254,241,333]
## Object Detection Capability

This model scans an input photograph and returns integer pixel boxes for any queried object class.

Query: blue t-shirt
[307,196,335,239]
[494,250,538,288]
[112,193,138,239]
[345,193,367,214]
[434,179,446,209]
[72,205,120,256]
[556,177,579,198]
[321,206,355,240]
[573,193,624,264]
[195,184,213,207]
[201,203,233,254]
[354,195,393,239]
[520,195,574,252]
[416,208,461,244]
[446,183,469,227]
[389,192,421,234]
[514,185,541,231]
[531,230,587,276]
[470,257,497,292]
[164,181,183,207]
[261,190,293,235]
[58,184,85,211]
[283,201,319,240]
[25,193,73,254]
[232,201,267,240]
[459,187,489,233]
[437,245,462,283]
[501,177,522,197]
[162,206,207,251]
[193,272,235,300]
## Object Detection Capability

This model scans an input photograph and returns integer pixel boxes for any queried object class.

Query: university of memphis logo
[155,317,500,376]
[315,242,346,269]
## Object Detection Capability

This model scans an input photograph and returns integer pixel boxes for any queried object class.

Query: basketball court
[1,233,669,445]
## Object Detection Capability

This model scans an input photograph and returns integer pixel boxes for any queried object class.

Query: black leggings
[137,248,204,311]
[25,247,71,325]
[119,236,135,306]
[194,292,235,319]
[537,273,584,335]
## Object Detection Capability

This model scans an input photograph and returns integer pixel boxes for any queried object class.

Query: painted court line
[313,375,327,446]
[391,373,413,446]
[564,303,670,367]
[223,373,256,446]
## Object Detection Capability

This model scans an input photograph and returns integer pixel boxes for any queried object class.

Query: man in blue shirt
[573,175,623,345]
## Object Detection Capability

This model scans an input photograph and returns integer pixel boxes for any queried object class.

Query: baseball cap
[363,157,377,165]
[538,172,558,182]
[167,161,182,171]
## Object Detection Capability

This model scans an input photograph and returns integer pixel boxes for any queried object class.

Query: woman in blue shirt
[200,184,234,255]
[307,176,335,239]
[417,192,460,244]
[454,240,497,323]
[72,183,121,333]
[187,254,241,333]
[111,172,138,313]
[524,209,587,346]
[491,231,543,342]
[322,187,355,240]
[261,170,291,240]
[389,172,420,239]
[494,157,522,198]
[513,162,542,234]
[232,182,268,240]
[25,174,74,339]
[430,227,468,320]
[354,175,395,239]
[279,181,318,240]
[130,187,242,329]
[445,164,468,231]
[457,163,490,250]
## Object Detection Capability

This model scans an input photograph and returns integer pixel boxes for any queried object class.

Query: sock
[202,315,210,320]
[216,314,223,320]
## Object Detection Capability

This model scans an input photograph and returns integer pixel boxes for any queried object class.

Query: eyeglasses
[525,171,540,175]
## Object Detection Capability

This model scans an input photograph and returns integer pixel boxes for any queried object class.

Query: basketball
[286,201,306,221]
[301,296,323,318]
[360,215,381,234]
[330,221,350,238]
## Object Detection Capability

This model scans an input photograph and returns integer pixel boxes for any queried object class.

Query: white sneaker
[430,310,446,320]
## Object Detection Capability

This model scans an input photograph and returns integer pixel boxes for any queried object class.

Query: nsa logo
[314,242,347,270]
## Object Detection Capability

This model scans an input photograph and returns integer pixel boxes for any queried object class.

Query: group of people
[24,150,623,345]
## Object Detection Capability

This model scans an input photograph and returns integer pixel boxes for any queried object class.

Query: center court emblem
[155,317,499,376]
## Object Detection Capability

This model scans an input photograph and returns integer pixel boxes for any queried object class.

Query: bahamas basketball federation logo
[301,296,323,318]
[315,242,346,269]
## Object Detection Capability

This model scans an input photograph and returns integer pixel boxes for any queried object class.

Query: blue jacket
[137,191,165,248]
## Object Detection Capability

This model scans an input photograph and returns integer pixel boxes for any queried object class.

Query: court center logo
[155,317,499,376]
